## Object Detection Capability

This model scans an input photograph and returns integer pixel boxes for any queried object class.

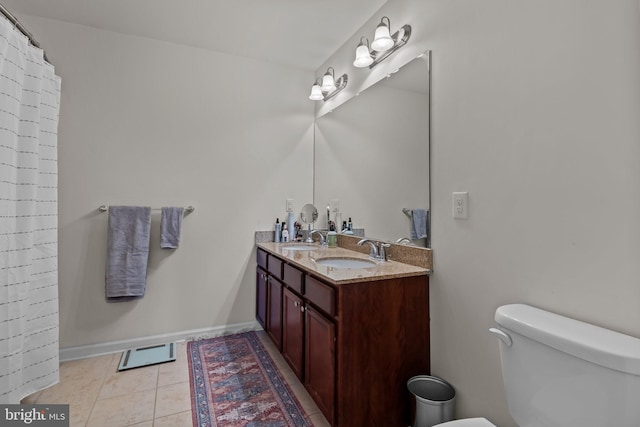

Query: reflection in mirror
[300,203,318,224]
[300,203,318,243]
[314,53,430,246]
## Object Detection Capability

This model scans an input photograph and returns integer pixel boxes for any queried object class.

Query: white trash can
[407,375,456,427]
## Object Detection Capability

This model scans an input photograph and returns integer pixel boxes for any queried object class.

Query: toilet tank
[493,304,640,427]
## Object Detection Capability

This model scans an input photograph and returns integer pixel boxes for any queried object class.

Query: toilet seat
[434,417,496,427]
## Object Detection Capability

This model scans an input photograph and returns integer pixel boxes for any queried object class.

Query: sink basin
[282,244,317,251]
[315,257,377,269]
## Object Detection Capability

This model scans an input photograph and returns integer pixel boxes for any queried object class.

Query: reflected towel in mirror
[410,209,429,240]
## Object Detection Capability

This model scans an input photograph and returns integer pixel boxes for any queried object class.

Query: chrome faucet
[357,238,391,261]
[310,230,328,246]
[395,237,413,245]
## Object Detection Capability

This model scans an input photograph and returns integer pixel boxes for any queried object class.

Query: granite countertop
[256,242,429,285]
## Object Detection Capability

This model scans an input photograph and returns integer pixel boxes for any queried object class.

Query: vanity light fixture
[308,67,348,101]
[353,16,412,69]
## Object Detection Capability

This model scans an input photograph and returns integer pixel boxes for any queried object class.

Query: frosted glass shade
[309,83,323,101]
[353,44,373,67]
[321,73,336,92]
[371,24,394,52]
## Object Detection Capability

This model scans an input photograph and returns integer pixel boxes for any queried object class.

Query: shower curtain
[0,17,61,403]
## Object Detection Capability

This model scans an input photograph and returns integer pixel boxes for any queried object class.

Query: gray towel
[410,209,429,240]
[160,207,184,249]
[106,206,151,301]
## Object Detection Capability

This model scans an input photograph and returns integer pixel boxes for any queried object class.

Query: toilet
[435,304,640,427]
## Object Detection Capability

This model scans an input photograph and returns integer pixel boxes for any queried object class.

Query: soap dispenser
[327,222,337,248]
[282,223,289,243]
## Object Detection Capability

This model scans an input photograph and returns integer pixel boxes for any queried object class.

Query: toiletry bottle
[342,221,347,233]
[327,223,337,248]
[282,223,289,243]
[275,218,281,243]
[287,211,295,243]
[343,217,354,235]
[334,212,342,234]
[294,221,301,242]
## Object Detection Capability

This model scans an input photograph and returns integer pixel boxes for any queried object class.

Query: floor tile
[60,354,113,384]
[86,389,155,427]
[68,401,93,427]
[154,381,192,419]
[20,390,41,404]
[37,377,102,406]
[157,360,189,387]
[309,412,332,427]
[98,365,158,399]
[289,382,322,417]
[154,410,193,427]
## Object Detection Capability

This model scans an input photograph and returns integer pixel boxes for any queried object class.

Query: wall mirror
[313,52,430,246]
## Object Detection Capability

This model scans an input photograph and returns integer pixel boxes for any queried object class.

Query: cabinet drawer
[305,276,336,317]
[283,263,304,294]
[257,248,268,270]
[267,254,283,279]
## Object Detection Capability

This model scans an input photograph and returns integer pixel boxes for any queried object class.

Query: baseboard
[59,320,262,362]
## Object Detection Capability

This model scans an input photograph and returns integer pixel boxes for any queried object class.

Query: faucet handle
[379,243,391,261]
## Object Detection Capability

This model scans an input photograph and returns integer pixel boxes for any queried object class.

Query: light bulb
[353,44,373,68]
[321,72,336,93]
[371,21,394,52]
[309,83,323,101]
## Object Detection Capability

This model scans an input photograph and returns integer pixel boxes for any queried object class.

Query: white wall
[18,15,314,349]
[318,0,640,425]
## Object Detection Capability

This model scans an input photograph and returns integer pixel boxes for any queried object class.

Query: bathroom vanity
[255,241,431,427]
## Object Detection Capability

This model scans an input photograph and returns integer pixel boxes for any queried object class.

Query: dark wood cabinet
[305,305,336,425]
[257,248,429,427]
[256,267,268,329]
[282,287,304,380]
[266,276,283,351]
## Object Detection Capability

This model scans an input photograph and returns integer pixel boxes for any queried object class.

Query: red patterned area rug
[188,331,313,427]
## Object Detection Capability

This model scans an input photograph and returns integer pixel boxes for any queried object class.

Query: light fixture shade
[353,44,373,67]
[309,83,323,101]
[321,72,336,92]
[371,22,394,52]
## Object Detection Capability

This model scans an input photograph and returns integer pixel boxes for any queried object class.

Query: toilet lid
[435,418,496,427]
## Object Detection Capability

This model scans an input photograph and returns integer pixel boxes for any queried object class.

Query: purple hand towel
[160,207,184,249]
[106,206,151,301]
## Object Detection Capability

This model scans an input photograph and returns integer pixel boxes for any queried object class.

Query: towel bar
[98,205,195,213]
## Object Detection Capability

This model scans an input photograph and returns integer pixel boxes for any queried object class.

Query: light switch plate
[453,192,468,219]
[286,198,294,212]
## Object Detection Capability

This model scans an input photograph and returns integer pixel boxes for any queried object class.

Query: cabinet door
[282,287,304,380]
[267,277,283,351]
[256,268,268,329]
[305,306,335,425]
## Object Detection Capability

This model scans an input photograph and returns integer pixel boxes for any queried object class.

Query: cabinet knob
[294,301,299,307]
[300,306,306,313]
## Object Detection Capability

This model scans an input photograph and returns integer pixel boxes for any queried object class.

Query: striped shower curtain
[0,17,61,403]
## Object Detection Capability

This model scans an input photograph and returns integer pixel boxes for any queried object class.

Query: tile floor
[21,331,330,427]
